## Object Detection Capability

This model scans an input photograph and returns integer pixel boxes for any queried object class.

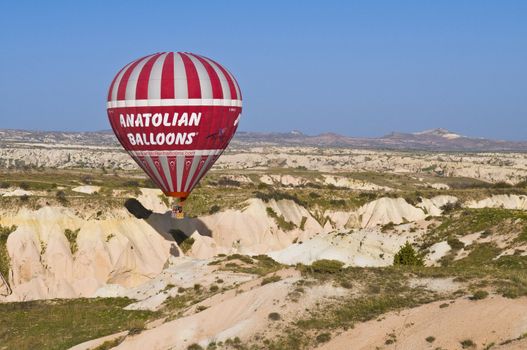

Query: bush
[315,333,331,343]
[266,207,296,231]
[64,228,80,254]
[440,201,461,213]
[187,344,204,350]
[311,259,344,274]
[179,237,195,254]
[217,178,240,187]
[381,222,395,232]
[425,336,435,343]
[268,312,281,321]
[261,275,281,285]
[0,225,17,283]
[254,191,304,206]
[447,237,465,250]
[470,290,489,300]
[460,339,475,348]
[209,205,220,214]
[393,242,424,266]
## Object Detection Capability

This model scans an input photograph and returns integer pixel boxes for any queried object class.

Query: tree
[393,242,424,266]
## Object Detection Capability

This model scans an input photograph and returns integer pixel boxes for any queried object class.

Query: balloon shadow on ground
[124,198,212,256]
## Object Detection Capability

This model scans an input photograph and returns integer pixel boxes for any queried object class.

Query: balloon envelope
[107,52,242,199]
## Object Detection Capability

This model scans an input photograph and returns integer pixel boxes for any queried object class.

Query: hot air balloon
[107,52,242,218]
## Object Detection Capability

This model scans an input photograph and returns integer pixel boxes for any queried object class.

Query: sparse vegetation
[315,332,331,343]
[461,339,475,348]
[220,254,282,276]
[470,290,489,300]
[266,207,297,231]
[0,225,17,284]
[64,228,80,254]
[0,298,156,350]
[179,237,195,254]
[309,259,345,274]
[261,275,281,285]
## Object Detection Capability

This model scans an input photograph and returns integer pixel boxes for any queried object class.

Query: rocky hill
[235,128,527,151]
[2,127,527,151]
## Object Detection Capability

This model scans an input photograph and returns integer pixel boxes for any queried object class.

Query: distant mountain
[234,128,527,151]
[1,128,526,152]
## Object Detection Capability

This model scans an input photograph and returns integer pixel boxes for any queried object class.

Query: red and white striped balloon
[107,52,242,200]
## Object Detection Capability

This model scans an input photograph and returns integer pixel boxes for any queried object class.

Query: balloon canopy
[107,52,242,200]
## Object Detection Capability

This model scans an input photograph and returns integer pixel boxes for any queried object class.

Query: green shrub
[470,290,489,300]
[393,242,424,266]
[268,312,281,321]
[261,275,281,285]
[460,339,475,348]
[447,237,465,250]
[425,336,435,343]
[381,222,396,232]
[311,259,344,274]
[315,333,331,343]
[64,229,80,254]
[179,237,195,254]
[266,207,296,231]
[0,225,17,284]
[93,336,125,350]
[440,201,461,213]
[209,205,220,214]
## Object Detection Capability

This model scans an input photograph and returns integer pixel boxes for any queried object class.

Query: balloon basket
[171,202,185,219]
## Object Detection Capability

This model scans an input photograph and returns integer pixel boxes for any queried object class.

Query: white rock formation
[322,175,392,191]
[417,195,458,216]
[357,197,426,227]
[268,229,421,267]
[1,188,33,197]
[71,186,100,194]
[466,194,527,210]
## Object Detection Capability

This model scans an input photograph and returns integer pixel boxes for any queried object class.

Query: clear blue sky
[0,1,526,140]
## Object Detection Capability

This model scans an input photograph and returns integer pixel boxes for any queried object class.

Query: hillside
[3,127,527,151]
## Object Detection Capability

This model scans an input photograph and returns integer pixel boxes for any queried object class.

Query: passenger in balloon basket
[172,199,186,219]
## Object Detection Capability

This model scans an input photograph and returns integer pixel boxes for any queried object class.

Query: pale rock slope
[322,210,359,230]
[322,175,392,191]
[194,198,323,257]
[267,228,422,267]
[466,194,527,210]
[1,188,33,197]
[319,296,527,350]
[2,206,174,301]
[357,197,426,227]
[0,195,325,301]
[417,195,458,216]
[259,174,308,187]
[71,186,100,194]
[98,270,345,350]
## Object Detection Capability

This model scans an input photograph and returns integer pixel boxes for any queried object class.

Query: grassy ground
[0,298,157,350]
